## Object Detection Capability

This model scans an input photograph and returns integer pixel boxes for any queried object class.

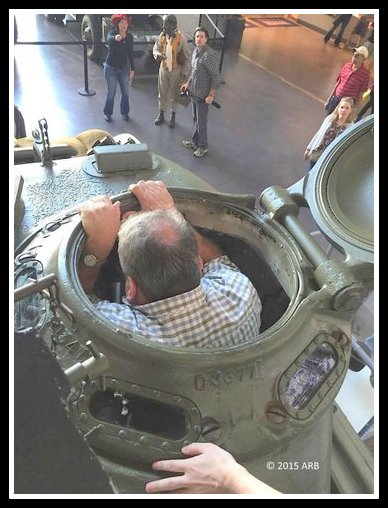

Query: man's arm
[204,52,221,104]
[324,79,340,108]
[145,443,281,494]
[78,196,121,294]
[153,34,165,62]
[127,33,135,76]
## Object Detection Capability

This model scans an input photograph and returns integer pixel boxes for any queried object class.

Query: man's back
[95,255,261,348]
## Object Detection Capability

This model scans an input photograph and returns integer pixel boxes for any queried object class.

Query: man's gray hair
[118,209,201,302]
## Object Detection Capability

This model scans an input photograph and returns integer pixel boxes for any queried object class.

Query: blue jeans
[192,99,208,150]
[103,63,130,117]
[325,94,341,115]
[324,15,351,45]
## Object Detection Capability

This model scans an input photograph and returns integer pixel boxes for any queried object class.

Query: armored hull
[14,117,374,494]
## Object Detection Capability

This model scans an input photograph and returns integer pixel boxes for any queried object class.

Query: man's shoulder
[360,65,370,76]
[203,45,216,57]
[203,46,219,67]
[202,256,257,294]
[204,255,240,273]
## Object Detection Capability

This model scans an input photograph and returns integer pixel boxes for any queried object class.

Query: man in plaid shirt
[181,27,221,158]
[324,46,370,115]
[78,180,262,348]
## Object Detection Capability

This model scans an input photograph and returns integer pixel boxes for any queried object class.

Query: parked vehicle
[61,14,163,62]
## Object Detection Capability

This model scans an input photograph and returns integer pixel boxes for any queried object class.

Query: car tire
[45,14,65,22]
[81,15,103,62]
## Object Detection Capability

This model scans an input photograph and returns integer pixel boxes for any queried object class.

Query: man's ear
[198,255,204,272]
[125,276,137,302]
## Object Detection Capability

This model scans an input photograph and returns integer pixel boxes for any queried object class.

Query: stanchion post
[219,20,228,76]
[78,41,96,96]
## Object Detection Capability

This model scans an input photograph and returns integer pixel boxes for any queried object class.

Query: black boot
[168,112,176,129]
[154,110,164,125]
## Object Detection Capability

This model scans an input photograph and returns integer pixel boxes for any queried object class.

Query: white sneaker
[193,148,208,157]
[182,140,197,149]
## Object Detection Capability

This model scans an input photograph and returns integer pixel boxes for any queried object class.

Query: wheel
[148,14,163,31]
[81,15,103,62]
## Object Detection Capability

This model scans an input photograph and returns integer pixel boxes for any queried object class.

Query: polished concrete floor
[13,13,363,210]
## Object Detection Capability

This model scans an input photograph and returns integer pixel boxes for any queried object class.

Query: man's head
[163,14,177,37]
[352,45,368,66]
[194,27,209,48]
[118,209,201,304]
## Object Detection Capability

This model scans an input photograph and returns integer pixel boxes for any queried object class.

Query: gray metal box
[94,143,152,172]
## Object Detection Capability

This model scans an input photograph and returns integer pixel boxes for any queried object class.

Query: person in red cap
[324,45,369,116]
[103,14,135,122]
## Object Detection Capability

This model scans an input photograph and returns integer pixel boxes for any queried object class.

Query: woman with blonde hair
[304,97,354,170]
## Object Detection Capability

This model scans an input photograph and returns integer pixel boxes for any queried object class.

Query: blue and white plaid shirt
[94,256,261,348]
[189,45,221,100]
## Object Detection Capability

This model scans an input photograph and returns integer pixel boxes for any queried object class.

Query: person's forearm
[227,463,280,494]
[326,83,338,101]
[128,49,135,72]
[77,196,121,294]
[78,238,111,293]
[78,263,103,294]
[207,88,216,100]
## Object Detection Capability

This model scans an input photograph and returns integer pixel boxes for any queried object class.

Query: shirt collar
[195,45,206,56]
[123,284,205,318]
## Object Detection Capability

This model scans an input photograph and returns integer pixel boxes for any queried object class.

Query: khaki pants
[158,66,182,114]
